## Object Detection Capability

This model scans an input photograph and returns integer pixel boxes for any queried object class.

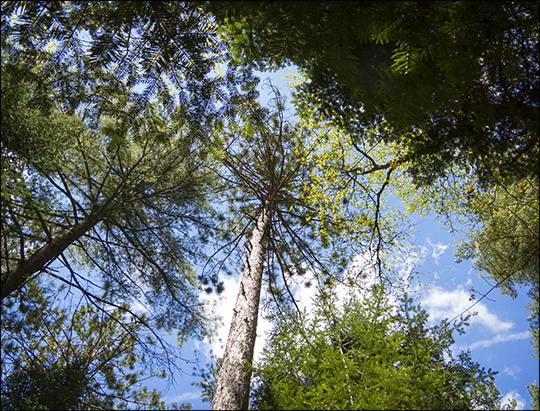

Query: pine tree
[209,81,326,410]
[1,278,192,410]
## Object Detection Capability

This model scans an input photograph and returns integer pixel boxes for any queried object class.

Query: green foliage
[2,1,537,408]
[456,176,539,299]
[2,42,219,334]
[455,176,539,408]
[1,1,226,117]
[1,3,247,408]
[3,359,89,410]
[455,176,539,356]
[1,278,174,410]
[290,82,413,279]
[212,1,539,186]
[250,284,511,410]
[528,381,540,410]
[0,57,80,169]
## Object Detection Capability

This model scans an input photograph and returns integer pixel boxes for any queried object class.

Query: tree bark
[211,205,271,410]
[1,208,108,301]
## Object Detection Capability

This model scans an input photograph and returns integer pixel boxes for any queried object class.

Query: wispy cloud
[502,364,522,380]
[464,331,529,351]
[426,238,449,265]
[395,246,427,279]
[420,285,533,359]
[130,298,150,314]
[165,391,203,403]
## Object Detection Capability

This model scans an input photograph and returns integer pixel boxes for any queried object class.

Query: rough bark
[1,207,108,301]
[211,206,271,410]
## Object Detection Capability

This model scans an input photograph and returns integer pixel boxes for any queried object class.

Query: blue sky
[7,66,528,410]
[143,68,538,410]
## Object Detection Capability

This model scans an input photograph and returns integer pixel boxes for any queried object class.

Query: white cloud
[165,391,203,403]
[502,364,522,380]
[426,238,449,265]
[382,244,427,284]
[475,306,514,333]
[254,308,273,362]
[502,390,526,410]
[199,276,240,358]
[199,246,526,375]
[464,331,530,351]
[130,298,150,314]
[421,286,514,333]
[289,272,319,317]
[287,248,422,327]
[420,285,533,358]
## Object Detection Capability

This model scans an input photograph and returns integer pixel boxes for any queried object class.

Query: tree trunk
[1,208,108,301]
[211,205,271,410]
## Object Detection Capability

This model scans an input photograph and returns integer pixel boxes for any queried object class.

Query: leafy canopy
[211,1,539,186]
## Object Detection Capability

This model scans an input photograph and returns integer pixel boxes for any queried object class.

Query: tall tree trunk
[1,208,108,301]
[211,205,271,410]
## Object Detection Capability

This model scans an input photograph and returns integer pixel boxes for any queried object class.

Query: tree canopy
[456,176,539,359]
[1,278,191,410]
[1,1,228,116]
[211,0,539,186]
[1,1,538,409]
[1,1,228,405]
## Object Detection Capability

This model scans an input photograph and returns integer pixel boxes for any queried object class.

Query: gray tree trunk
[1,207,108,301]
[211,205,271,410]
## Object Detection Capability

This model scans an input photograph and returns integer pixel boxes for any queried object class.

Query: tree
[1,48,219,372]
[208,80,328,410]
[1,277,192,410]
[456,176,538,307]
[250,284,514,410]
[207,6,539,406]
[0,0,257,310]
[528,382,540,410]
[210,1,539,187]
[1,3,247,407]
